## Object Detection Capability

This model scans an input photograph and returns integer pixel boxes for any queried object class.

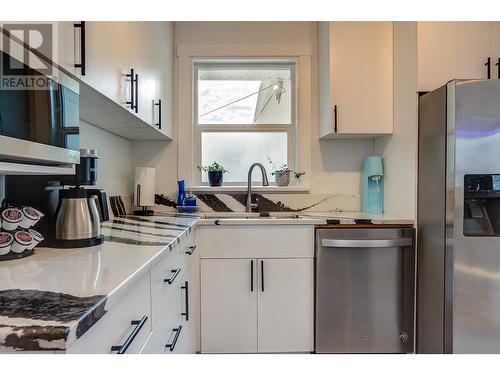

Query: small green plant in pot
[267,157,305,187]
[198,162,229,187]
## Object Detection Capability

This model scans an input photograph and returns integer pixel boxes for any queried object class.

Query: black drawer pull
[333,104,338,133]
[486,57,491,79]
[126,68,135,110]
[250,260,254,292]
[185,245,196,255]
[496,58,500,80]
[181,281,189,321]
[165,325,182,352]
[154,99,162,129]
[134,72,139,113]
[261,260,264,292]
[164,268,181,284]
[111,315,148,354]
[73,21,86,75]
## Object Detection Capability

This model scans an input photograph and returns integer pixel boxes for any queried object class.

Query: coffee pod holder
[0,204,44,261]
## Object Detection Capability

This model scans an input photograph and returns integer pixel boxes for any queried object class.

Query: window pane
[197,66,293,125]
[201,132,288,183]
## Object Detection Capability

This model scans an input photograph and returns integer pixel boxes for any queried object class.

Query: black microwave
[0,49,80,165]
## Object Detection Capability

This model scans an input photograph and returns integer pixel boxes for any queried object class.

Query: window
[193,59,296,185]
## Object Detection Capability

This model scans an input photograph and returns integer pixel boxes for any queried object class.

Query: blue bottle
[177,179,186,207]
[362,157,384,214]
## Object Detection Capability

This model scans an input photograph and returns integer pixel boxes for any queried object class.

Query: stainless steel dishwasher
[315,227,415,353]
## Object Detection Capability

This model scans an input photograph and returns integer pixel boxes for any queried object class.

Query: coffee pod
[12,231,33,254]
[20,207,42,229]
[2,208,22,231]
[0,232,13,255]
[27,229,44,250]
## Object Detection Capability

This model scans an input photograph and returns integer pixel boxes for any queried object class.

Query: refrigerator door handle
[321,238,413,248]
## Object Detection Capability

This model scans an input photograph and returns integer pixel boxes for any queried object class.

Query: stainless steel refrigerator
[418,79,500,353]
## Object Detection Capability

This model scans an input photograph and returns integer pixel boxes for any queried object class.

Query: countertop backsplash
[111,192,361,216]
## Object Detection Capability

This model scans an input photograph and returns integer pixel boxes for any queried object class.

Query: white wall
[374,22,418,218]
[80,120,133,196]
[133,22,375,199]
[130,21,417,218]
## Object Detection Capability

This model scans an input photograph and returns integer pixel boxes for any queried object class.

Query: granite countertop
[302,211,415,225]
[0,214,199,352]
[187,211,414,225]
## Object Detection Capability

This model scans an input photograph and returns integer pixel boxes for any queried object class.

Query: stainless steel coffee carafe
[55,188,109,247]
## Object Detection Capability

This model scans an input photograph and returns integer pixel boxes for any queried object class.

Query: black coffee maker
[5,149,109,248]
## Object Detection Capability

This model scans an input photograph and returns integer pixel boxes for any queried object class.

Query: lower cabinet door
[67,275,151,354]
[200,258,258,353]
[257,258,314,353]
[140,284,182,354]
[179,260,197,353]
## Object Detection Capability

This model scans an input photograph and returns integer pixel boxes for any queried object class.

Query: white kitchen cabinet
[140,286,182,354]
[56,22,78,76]
[417,22,493,91]
[199,224,315,355]
[200,258,258,353]
[77,21,173,139]
[490,22,500,79]
[67,274,152,354]
[318,22,394,138]
[179,258,198,353]
[257,258,314,353]
[128,22,173,137]
[82,22,130,107]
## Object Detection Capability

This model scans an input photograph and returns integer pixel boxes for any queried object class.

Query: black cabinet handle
[333,104,338,133]
[165,325,182,352]
[74,21,86,76]
[126,69,135,110]
[261,260,264,292]
[250,260,254,292]
[111,315,148,354]
[485,57,491,79]
[181,281,189,321]
[496,58,500,80]
[164,268,181,284]
[134,72,139,113]
[154,99,162,129]
[185,245,196,255]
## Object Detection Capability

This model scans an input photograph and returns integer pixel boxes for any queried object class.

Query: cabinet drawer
[67,274,151,354]
[180,231,196,271]
[198,225,314,258]
[140,292,182,354]
[151,244,181,324]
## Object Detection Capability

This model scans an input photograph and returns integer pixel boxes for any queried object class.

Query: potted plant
[198,162,229,187]
[267,157,305,187]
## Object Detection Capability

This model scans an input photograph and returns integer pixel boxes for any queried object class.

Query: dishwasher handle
[321,238,412,248]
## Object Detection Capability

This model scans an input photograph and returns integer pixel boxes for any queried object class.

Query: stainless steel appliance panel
[416,85,450,353]
[418,79,500,353]
[315,228,415,354]
[453,80,500,353]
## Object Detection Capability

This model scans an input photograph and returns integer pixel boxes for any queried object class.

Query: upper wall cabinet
[417,22,497,92]
[55,21,173,140]
[318,22,394,139]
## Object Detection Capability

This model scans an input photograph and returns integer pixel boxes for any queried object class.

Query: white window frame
[176,45,312,192]
[193,59,297,186]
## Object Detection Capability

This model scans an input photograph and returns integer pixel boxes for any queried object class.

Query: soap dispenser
[362,156,384,214]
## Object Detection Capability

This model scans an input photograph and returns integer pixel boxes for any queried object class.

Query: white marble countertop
[0,214,199,352]
[0,210,412,352]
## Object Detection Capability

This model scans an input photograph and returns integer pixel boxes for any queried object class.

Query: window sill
[189,185,311,194]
